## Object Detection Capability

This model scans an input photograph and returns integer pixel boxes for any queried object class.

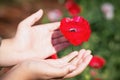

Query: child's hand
[1,49,92,80]
[0,9,70,67]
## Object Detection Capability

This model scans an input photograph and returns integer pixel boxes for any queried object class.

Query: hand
[0,49,92,80]
[0,9,70,67]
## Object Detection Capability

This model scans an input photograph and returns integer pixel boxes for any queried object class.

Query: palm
[11,9,70,60]
[24,49,92,79]
[0,10,70,66]
[14,24,58,59]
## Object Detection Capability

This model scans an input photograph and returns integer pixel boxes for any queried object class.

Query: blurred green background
[0,0,120,80]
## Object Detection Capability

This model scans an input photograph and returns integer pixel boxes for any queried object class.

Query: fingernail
[86,50,92,54]
[89,55,93,60]
[39,9,43,13]
[36,9,43,15]
[79,49,86,53]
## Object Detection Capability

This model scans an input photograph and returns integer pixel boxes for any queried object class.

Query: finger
[70,49,86,66]
[64,55,93,78]
[54,42,70,52]
[19,9,43,27]
[52,30,63,39]
[52,36,68,45]
[79,50,91,64]
[82,50,91,58]
[39,22,60,31]
[60,51,78,63]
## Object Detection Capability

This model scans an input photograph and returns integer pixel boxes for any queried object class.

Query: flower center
[69,28,77,32]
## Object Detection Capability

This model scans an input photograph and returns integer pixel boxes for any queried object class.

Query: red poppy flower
[60,16,91,46]
[65,0,81,16]
[89,55,106,69]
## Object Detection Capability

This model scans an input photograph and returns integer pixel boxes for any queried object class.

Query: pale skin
[0,9,70,67]
[1,49,92,80]
[0,9,93,80]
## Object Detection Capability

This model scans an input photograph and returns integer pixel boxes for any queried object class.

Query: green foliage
[58,0,120,80]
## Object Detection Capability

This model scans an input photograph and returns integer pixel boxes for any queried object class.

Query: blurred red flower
[94,78,102,80]
[60,16,91,46]
[90,69,98,77]
[47,54,58,59]
[89,55,106,69]
[65,0,81,16]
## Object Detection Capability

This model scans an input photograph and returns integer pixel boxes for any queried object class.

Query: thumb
[18,9,43,27]
[14,9,43,44]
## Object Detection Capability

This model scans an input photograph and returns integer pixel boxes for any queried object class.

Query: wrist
[0,38,14,66]
[1,63,31,80]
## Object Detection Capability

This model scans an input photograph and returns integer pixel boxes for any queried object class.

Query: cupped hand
[0,49,92,80]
